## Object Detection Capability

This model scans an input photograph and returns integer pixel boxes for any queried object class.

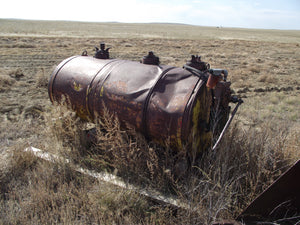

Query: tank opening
[94,42,110,59]
[141,51,160,65]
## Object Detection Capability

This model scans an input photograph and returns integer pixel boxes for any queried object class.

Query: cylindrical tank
[48,55,212,151]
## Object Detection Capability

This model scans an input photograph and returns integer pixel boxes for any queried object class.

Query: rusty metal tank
[48,47,231,152]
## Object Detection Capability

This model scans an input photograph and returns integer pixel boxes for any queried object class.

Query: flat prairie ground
[0,19,299,224]
[1,19,299,149]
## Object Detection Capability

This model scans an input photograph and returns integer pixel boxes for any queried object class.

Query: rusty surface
[141,51,160,65]
[207,74,221,89]
[47,47,300,224]
[186,55,208,71]
[49,55,217,151]
[94,43,110,59]
[47,43,238,154]
[238,159,300,222]
[211,81,232,132]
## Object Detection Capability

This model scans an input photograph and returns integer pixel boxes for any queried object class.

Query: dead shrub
[0,143,166,224]
[45,103,297,222]
[0,74,16,92]
[49,104,296,223]
[1,97,298,224]
[249,66,261,74]
[85,106,179,192]
[9,68,24,80]
[257,74,277,83]
[13,43,36,48]
[35,68,50,87]
[172,122,296,224]
[1,104,297,224]
[43,102,88,160]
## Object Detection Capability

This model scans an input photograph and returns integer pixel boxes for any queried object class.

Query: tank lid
[94,43,110,59]
[141,51,160,65]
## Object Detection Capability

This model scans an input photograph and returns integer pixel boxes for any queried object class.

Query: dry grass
[257,74,277,83]
[0,74,15,92]
[0,19,299,224]
[1,19,300,43]
[35,68,49,87]
[0,147,158,224]
[0,104,298,224]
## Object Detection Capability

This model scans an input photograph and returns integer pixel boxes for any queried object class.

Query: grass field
[0,19,299,224]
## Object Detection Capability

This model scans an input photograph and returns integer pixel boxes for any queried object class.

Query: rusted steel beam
[238,159,300,222]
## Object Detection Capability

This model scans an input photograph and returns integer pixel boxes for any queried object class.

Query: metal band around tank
[141,66,176,140]
[48,56,78,103]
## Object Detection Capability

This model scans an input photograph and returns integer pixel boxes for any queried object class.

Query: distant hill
[0,18,299,43]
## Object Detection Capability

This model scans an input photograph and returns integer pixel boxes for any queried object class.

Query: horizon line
[1,18,300,31]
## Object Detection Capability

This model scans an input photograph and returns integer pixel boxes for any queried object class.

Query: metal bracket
[212,97,243,151]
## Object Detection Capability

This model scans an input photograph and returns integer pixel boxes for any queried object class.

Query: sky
[1,0,300,30]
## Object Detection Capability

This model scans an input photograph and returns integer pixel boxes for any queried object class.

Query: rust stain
[48,55,231,153]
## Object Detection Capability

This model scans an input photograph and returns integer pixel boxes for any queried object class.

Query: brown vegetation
[0,19,299,224]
